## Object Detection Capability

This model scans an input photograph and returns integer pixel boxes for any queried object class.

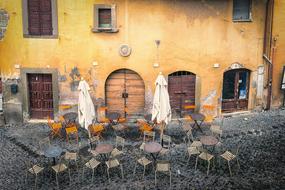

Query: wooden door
[28,74,53,119]
[168,71,196,117]
[105,69,145,117]
[222,69,250,112]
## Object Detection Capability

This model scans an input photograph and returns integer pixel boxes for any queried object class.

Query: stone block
[3,101,23,124]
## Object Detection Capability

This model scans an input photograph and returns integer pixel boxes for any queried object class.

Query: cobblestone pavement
[0,109,284,190]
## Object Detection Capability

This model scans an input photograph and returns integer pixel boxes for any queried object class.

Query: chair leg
[227,161,232,176]
[207,161,210,175]
[107,168,110,182]
[55,173,59,188]
[169,171,172,187]
[143,165,146,179]
[154,171,157,186]
[92,169,94,183]
[25,171,28,183]
[195,156,199,170]
[34,174,37,189]
[82,167,85,181]
[236,158,240,169]
[133,163,137,177]
[187,154,191,165]
[68,169,71,182]
[120,165,124,179]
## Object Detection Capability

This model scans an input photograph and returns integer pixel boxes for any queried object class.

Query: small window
[233,0,252,21]
[93,4,118,33]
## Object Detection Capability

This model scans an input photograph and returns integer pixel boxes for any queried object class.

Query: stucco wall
[272,0,285,107]
[0,0,267,117]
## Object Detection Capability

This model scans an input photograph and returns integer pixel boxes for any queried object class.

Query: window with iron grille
[233,0,252,21]
[93,4,118,33]
[22,0,58,38]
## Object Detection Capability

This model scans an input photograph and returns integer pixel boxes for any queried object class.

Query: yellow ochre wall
[272,0,285,107]
[0,0,267,115]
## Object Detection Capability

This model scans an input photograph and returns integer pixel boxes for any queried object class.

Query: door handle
[122,92,128,98]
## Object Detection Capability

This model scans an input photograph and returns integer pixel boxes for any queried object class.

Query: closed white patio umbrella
[78,79,96,134]
[151,72,172,141]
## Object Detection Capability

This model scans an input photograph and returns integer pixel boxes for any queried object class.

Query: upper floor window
[233,0,252,21]
[92,4,118,33]
[22,0,58,38]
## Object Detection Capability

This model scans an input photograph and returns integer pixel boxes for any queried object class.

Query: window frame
[92,4,118,33]
[232,0,252,22]
[22,0,58,38]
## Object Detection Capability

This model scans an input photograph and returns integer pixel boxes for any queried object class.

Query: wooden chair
[89,123,104,139]
[65,123,78,144]
[138,119,154,134]
[105,158,124,182]
[51,157,71,188]
[24,160,44,189]
[220,145,240,176]
[195,151,214,175]
[155,160,171,187]
[47,117,62,139]
[111,136,125,158]
[118,107,128,123]
[186,146,200,166]
[97,106,109,124]
[133,150,153,179]
[82,158,101,183]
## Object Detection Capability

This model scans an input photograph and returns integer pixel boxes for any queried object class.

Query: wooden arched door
[168,71,196,117]
[105,69,145,117]
[222,69,250,112]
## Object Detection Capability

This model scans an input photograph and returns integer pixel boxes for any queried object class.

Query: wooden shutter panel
[40,0,52,35]
[28,0,41,35]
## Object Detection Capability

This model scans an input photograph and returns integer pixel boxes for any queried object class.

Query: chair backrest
[161,135,171,149]
[212,128,222,141]
[143,131,155,142]
[235,144,241,156]
[89,135,100,147]
[115,136,125,150]
[186,129,194,142]
[39,137,50,151]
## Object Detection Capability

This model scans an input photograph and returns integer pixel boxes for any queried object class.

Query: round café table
[189,113,205,133]
[95,144,113,161]
[200,135,218,153]
[144,142,162,162]
[44,145,63,165]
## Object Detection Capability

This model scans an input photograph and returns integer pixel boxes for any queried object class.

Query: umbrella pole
[160,122,165,146]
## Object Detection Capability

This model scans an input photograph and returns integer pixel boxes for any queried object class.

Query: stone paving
[0,109,284,189]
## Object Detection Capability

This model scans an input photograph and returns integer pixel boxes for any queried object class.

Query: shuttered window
[233,0,251,21]
[93,4,118,33]
[98,9,112,28]
[27,0,53,35]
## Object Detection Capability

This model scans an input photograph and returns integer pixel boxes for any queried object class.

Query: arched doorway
[105,69,145,117]
[222,69,250,112]
[168,71,196,117]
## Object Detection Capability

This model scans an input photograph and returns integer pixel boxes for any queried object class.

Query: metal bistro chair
[220,144,240,176]
[51,156,71,188]
[195,151,215,175]
[140,131,155,150]
[111,136,125,158]
[133,149,153,179]
[82,158,101,183]
[184,129,203,151]
[105,158,124,182]
[155,160,171,187]
[159,135,172,159]
[24,160,44,189]
[186,146,200,166]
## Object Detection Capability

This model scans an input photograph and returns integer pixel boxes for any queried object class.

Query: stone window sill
[92,28,119,33]
[23,34,58,39]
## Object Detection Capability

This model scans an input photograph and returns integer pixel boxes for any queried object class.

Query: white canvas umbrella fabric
[78,80,95,131]
[151,73,172,125]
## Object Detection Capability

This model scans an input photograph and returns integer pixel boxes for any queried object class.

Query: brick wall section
[0,9,9,40]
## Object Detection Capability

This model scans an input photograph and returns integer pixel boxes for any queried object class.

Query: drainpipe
[262,0,275,110]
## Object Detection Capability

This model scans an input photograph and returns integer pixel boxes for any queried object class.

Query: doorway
[105,69,145,117]
[28,74,54,119]
[222,69,250,112]
[168,71,196,117]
